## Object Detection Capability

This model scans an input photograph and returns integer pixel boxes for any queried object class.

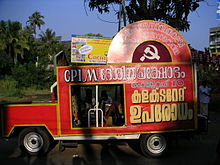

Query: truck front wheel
[18,127,52,156]
[140,134,167,158]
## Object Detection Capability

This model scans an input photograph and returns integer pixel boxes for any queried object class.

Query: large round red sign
[107,20,191,64]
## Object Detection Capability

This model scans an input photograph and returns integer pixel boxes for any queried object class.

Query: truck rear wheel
[140,134,167,158]
[18,127,52,156]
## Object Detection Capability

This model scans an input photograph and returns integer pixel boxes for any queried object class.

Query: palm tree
[14,30,30,64]
[0,20,29,64]
[37,28,62,66]
[26,11,45,37]
[0,21,7,51]
[39,28,60,43]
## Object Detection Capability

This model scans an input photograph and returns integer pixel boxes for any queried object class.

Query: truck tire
[18,127,52,156]
[140,134,167,158]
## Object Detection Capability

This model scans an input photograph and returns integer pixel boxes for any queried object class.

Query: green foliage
[86,33,103,37]
[197,64,220,91]
[0,20,30,65]
[0,19,31,79]
[0,11,65,92]
[197,64,210,82]
[0,76,22,97]
[11,63,55,89]
[86,0,202,31]
[0,50,13,76]
[38,28,64,63]
[0,76,52,103]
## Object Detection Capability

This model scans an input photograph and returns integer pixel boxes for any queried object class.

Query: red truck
[0,20,200,158]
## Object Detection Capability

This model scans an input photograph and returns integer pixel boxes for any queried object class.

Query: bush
[11,62,55,89]
[0,51,13,77]
[0,76,22,97]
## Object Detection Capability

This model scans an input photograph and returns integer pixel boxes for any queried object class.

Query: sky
[0,0,219,51]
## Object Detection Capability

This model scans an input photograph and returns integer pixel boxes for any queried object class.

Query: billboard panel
[71,35,112,64]
[59,63,196,132]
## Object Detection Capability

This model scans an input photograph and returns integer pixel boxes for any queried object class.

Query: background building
[209,26,220,55]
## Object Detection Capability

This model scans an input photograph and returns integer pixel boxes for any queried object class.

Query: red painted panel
[57,63,196,136]
[3,104,58,136]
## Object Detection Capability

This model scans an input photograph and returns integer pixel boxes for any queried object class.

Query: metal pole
[96,85,99,127]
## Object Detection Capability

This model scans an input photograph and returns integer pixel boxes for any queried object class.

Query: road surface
[0,111,220,165]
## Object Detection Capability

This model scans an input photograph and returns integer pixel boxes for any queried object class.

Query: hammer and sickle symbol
[140,45,160,61]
